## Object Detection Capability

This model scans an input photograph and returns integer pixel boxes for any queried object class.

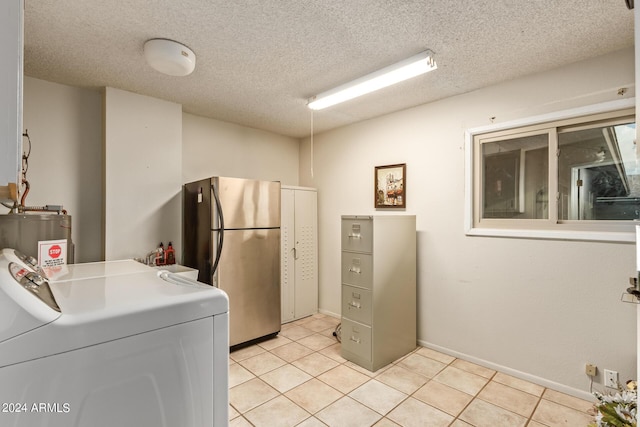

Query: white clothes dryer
[0,248,229,427]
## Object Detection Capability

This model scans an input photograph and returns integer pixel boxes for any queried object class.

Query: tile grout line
[524,391,547,427]
[469,373,547,425]
[446,365,496,426]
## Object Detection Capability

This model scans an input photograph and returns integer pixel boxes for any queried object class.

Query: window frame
[465,98,636,242]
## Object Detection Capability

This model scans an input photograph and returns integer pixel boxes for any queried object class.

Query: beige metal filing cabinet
[341,215,416,371]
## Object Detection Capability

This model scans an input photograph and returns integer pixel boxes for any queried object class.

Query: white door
[293,189,318,319]
[280,187,318,323]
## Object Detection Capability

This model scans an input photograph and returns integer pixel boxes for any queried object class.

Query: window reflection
[482,134,548,219]
[558,122,637,220]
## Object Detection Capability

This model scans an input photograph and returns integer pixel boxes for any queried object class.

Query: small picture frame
[374,163,406,209]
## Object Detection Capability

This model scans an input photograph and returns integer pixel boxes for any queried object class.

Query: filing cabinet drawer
[341,252,373,289]
[341,285,372,326]
[341,319,372,362]
[341,217,373,253]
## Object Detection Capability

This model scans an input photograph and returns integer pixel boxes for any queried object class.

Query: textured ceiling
[24,1,634,138]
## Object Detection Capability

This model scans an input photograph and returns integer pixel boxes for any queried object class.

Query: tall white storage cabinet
[341,215,416,371]
[281,186,318,323]
[0,0,22,202]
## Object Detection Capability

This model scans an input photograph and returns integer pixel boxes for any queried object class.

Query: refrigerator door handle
[211,184,225,285]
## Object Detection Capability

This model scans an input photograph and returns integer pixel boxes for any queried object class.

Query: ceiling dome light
[144,39,196,76]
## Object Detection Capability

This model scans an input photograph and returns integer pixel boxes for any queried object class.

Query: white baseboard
[420,340,595,402]
[314,314,593,401]
[318,308,341,320]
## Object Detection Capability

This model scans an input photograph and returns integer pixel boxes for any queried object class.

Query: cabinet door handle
[293,247,298,260]
[348,302,361,309]
[350,336,361,344]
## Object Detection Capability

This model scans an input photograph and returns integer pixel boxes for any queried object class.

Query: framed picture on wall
[374,163,406,208]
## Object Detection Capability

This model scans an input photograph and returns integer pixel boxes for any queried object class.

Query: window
[481,131,549,220]
[466,99,636,241]
[558,119,637,221]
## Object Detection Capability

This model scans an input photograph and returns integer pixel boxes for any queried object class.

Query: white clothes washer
[0,248,229,427]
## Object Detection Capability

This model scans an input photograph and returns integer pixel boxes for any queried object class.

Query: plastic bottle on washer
[166,242,175,265]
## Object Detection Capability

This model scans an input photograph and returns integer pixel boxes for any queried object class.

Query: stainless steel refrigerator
[183,176,281,347]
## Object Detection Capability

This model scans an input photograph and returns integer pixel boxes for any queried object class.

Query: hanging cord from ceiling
[310,110,314,179]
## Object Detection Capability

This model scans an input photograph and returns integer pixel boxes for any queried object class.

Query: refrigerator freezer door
[183,178,213,284]
[215,228,281,346]
[213,177,280,230]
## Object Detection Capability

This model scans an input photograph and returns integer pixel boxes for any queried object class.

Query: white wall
[22,77,103,263]
[104,87,182,261]
[300,47,637,398]
[182,113,299,185]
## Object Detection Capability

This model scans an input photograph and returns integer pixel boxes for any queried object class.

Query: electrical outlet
[585,364,597,377]
[604,369,618,388]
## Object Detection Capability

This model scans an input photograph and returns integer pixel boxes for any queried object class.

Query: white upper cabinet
[0,0,23,202]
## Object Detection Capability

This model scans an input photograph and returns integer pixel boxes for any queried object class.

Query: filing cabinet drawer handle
[347,234,361,239]
[350,336,361,344]
[348,268,361,274]
[348,302,361,309]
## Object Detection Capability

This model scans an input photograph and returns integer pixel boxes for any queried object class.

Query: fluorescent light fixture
[307,49,437,110]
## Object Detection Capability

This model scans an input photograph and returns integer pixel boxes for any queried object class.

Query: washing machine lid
[0,251,228,367]
[49,269,227,319]
[43,259,152,282]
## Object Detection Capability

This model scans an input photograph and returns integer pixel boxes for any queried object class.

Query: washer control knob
[25,272,47,287]
[14,250,38,268]
[7,262,61,312]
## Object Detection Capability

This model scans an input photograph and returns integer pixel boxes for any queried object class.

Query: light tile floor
[229,314,595,427]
